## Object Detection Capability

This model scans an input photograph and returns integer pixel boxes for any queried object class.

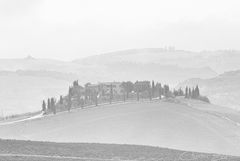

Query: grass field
[0,139,239,161]
[1,100,240,158]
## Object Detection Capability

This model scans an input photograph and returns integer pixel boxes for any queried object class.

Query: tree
[163,85,170,98]
[110,84,113,104]
[178,88,184,96]
[94,90,98,106]
[185,87,188,98]
[189,88,192,98]
[134,81,151,101]
[173,89,178,96]
[73,80,79,87]
[192,87,195,98]
[148,86,152,101]
[84,83,91,104]
[68,87,73,97]
[134,81,140,101]
[156,83,162,100]
[152,80,155,98]
[67,94,72,112]
[42,100,46,113]
[60,95,63,104]
[47,98,51,110]
[121,81,134,99]
[76,91,81,107]
[51,98,56,114]
[195,85,200,98]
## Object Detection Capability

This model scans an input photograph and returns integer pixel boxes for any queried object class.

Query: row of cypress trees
[42,98,56,114]
[185,86,200,99]
[42,80,204,115]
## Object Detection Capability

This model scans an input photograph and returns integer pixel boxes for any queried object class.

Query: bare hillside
[1,100,240,156]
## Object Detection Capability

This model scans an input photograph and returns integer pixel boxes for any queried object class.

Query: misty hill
[0,57,109,84]
[74,48,240,74]
[1,48,240,115]
[0,57,80,73]
[0,71,72,116]
[1,49,240,84]
[0,51,219,85]
[177,70,240,110]
[96,61,216,85]
[73,48,221,85]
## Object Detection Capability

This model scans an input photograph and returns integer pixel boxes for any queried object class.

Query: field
[1,99,240,158]
[0,139,239,161]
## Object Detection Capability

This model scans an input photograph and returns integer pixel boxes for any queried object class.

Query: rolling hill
[177,70,240,110]
[0,71,72,116]
[74,48,240,74]
[1,48,240,116]
[1,100,240,156]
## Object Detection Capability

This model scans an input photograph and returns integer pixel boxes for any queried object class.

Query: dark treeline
[42,80,209,114]
[183,85,210,103]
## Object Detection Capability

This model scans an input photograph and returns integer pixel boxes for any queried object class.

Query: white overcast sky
[0,0,240,60]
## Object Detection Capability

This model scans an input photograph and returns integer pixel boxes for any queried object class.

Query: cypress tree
[195,85,200,97]
[68,87,72,97]
[42,100,46,113]
[95,90,98,106]
[51,98,56,114]
[152,80,155,98]
[67,94,72,112]
[149,82,152,101]
[189,88,192,98]
[158,83,162,100]
[192,87,195,98]
[134,81,140,101]
[47,98,51,110]
[185,87,188,98]
[110,84,113,104]
[60,95,63,104]
[137,88,140,101]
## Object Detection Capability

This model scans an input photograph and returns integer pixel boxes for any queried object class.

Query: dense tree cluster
[184,85,200,99]
[42,97,56,114]
[41,80,209,114]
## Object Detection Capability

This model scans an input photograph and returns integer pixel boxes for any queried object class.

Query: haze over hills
[0,71,71,116]
[0,49,223,85]
[177,70,240,110]
[0,56,79,73]
[74,48,240,74]
[0,48,240,116]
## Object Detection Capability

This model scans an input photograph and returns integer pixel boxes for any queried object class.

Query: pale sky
[0,0,240,60]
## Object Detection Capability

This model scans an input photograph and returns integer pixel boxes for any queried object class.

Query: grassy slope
[177,70,240,111]
[1,100,240,156]
[0,139,239,161]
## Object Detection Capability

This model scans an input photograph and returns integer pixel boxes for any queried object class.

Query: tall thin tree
[152,80,155,98]
[42,100,46,113]
[185,87,188,98]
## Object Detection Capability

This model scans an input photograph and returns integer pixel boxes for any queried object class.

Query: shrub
[197,96,210,103]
